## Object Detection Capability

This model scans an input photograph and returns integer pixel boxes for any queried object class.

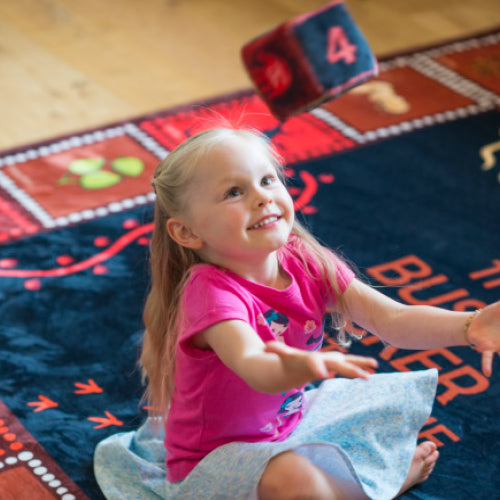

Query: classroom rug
[0,28,499,500]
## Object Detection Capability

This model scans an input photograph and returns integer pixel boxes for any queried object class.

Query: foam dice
[241,0,378,120]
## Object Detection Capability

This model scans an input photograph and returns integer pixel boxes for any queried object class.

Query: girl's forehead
[209,135,268,158]
[194,137,274,178]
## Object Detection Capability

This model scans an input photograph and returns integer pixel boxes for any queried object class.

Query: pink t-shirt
[165,240,354,482]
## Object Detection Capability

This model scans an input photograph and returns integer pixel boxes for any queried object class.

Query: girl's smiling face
[167,135,294,272]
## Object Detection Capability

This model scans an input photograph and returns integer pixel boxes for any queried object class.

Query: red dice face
[241,0,378,120]
[252,51,293,99]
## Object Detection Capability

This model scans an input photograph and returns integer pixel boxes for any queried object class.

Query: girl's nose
[257,195,272,207]
[253,186,273,207]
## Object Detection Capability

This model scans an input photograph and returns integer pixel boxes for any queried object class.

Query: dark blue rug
[0,29,499,499]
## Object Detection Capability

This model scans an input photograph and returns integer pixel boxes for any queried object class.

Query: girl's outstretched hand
[467,301,500,377]
[264,341,378,383]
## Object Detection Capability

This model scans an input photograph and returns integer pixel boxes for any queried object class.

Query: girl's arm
[195,320,378,394]
[338,279,500,376]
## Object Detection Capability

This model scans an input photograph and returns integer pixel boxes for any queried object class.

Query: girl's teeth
[252,216,278,229]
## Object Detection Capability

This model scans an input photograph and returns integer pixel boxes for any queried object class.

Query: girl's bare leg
[395,441,440,498]
[258,450,366,500]
[258,441,439,500]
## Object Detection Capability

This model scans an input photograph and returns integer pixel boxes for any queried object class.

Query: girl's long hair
[140,127,352,422]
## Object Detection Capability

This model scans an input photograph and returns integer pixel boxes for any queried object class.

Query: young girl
[95,127,499,500]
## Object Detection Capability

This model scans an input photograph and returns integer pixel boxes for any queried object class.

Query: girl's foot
[396,441,439,497]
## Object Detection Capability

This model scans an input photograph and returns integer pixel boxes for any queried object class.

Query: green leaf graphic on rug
[70,158,106,175]
[79,170,122,189]
[58,156,145,189]
[111,157,144,177]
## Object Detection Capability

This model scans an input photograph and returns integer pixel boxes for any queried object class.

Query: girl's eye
[225,187,242,199]
[261,175,276,186]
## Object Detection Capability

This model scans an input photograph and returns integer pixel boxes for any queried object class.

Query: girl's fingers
[481,351,494,377]
[264,341,378,380]
[344,354,379,369]
[340,362,372,380]
[323,355,377,380]
[332,365,370,380]
[306,355,330,379]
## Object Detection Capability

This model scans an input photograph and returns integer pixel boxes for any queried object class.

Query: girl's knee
[258,451,341,500]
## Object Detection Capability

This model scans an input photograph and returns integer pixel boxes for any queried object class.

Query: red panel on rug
[0,399,89,500]
[320,67,475,132]
[140,93,281,149]
[0,126,163,241]
[140,93,355,164]
[436,42,500,95]
[2,135,157,220]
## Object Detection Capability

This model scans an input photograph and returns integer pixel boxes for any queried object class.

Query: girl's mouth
[248,215,280,230]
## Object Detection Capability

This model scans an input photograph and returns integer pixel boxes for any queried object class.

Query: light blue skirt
[94,369,438,500]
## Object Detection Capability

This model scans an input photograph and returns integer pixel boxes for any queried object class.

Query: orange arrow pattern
[74,379,103,394]
[88,411,123,429]
[27,380,130,430]
[27,395,59,412]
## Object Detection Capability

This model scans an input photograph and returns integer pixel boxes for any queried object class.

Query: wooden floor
[0,0,499,150]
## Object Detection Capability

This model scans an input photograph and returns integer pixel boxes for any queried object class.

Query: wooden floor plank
[0,0,498,149]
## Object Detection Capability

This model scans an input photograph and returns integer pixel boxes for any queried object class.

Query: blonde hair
[140,127,351,421]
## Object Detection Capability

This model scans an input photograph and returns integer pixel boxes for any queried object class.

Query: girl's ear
[166,218,203,250]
